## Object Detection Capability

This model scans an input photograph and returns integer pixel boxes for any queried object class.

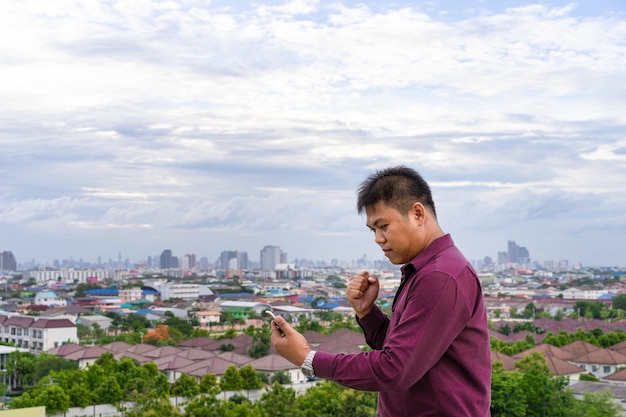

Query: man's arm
[313,272,471,392]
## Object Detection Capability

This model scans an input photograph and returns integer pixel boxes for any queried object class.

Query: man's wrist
[301,350,317,378]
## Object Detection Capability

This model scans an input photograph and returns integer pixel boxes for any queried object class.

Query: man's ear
[412,202,426,223]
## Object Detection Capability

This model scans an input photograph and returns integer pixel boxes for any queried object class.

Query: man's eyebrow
[367,218,383,229]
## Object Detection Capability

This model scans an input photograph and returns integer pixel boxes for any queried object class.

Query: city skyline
[0,238,589,271]
[1,1,626,268]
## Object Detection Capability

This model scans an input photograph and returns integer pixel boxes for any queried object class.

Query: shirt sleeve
[313,271,472,392]
[356,304,389,350]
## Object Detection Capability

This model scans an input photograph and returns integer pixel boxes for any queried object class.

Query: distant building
[160,249,178,269]
[260,245,284,271]
[22,269,113,284]
[33,291,67,308]
[507,240,530,264]
[219,251,249,270]
[184,253,196,269]
[0,251,17,271]
[0,314,78,351]
[118,287,143,302]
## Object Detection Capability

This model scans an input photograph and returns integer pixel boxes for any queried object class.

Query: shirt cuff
[356,304,387,333]
[311,350,336,380]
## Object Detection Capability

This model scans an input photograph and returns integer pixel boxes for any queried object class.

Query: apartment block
[0,315,78,351]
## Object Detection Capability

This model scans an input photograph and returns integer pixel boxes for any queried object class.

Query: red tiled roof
[491,351,517,370]
[216,351,252,365]
[513,344,573,361]
[175,349,216,361]
[153,355,195,371]
[179,337,215,348]
[30,318,76,328]
[46,343,84,356]
[5,317,36,327]
[64,346,108,360]
[176,357,233,376]
[571,348,626,365]
[248,354,297,371]
[560,340,601,358]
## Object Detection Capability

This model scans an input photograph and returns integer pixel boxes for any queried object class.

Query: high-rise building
[1,251,17,271]
[185,254,197,269]
[219,251,249,270]
[260,245,283,271]
[507,240,530,264]
[160,249,178,269]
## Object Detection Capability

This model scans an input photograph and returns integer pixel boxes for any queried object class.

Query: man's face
[365,201,423,265]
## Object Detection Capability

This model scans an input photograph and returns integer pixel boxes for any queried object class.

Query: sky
[1,0,625,268]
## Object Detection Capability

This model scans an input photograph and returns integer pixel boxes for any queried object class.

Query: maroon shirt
[313,234,491,416]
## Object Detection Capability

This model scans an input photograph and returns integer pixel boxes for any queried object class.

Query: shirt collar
[400,233,454,279]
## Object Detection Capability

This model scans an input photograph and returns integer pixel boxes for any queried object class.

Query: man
[271,165,491,416]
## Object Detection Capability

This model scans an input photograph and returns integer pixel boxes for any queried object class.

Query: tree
[568,389,623,417]
[6,350,37,390]
[490,362,526,417]
[144,324,174,345]
[8,392,35,409]
[33,385,71,414]
[173,373,200,398]
[239,365,263,392]
[95,376,124,404]
[613,294,626,310]
[258,383,299,417]
[220,365,244,392]
[516,353,572,417]
[199,374,220,396]
[68,383,93,407]
[270,370,291,385]
[294,380,342,416]
[337,385,378,417]
[247,324,271,359]
[164,316,195,340]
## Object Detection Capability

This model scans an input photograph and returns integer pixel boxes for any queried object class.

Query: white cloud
[1,0,625,266]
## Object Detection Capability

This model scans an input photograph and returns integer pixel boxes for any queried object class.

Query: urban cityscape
[1,239,626,416]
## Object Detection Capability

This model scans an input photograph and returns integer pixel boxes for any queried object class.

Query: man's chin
[385,252,406,265]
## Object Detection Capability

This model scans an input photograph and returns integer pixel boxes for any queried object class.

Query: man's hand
[270,315,311,366]
[346,271,379,318]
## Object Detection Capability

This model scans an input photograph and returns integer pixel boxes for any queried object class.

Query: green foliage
[579,373,601,382]
[239,365,263,391]
[199,374,220,396]
[6,350,38,389]
[515,353,573,417]
[220,365,244,391]
[258,383,299,417]
[568,390,624,417]
[74,282,102,298]
[95,376,124,404]
[270,370,291,385]
[164,316,195,340]
[173,373,200,398]
[247,324,271,359]
[490,362,526,417]
[612,294,626,310]
[33,384,71,414]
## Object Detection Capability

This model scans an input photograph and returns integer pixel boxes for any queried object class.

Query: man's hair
[356,165,437,218]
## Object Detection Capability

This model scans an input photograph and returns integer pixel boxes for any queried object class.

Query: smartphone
[265,310,285,336]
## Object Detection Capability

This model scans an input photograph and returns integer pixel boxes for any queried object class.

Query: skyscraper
[507,240,530,264]
[260,245,283,271]
[219,251,249,270]
[1,251,17,271]
[160,249,178,269]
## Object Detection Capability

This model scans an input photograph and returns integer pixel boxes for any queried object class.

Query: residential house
[0,314,77,351]
[569,349,626,379]
[33,291,66,308]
